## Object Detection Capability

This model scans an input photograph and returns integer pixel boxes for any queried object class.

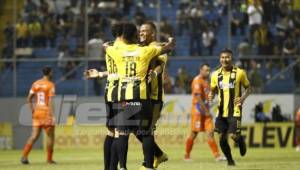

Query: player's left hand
[84,69,99,79]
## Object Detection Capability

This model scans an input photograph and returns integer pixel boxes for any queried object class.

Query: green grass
[1,144,300,170]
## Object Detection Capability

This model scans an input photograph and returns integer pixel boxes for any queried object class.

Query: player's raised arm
[84,69,108,79]
[160,37,175,54]
[102,41,114,53]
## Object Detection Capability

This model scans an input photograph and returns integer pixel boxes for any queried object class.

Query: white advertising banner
[161,94,294,124]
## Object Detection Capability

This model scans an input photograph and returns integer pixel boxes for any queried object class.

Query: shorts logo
[231,73,236,79]
[127,102,141,106]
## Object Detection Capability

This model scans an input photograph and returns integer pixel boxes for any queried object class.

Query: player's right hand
[84,69,99,79]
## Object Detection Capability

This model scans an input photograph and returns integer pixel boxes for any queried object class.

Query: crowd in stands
[1,0,300,94]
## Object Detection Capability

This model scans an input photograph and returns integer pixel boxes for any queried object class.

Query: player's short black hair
[200,63,210,69]
[142,21,157,33]
[220,48,233,56]
[111,22,123,38]
[42,65,52,76]
[122,22,138,44]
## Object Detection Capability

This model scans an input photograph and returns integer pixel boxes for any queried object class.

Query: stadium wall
[49,123,295,149]
[0,94,298,149]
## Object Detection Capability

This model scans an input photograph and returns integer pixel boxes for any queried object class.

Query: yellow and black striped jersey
[104,40,123,102]
[106,43,162,101]
[149,41,168,101]
[211,66,250,117]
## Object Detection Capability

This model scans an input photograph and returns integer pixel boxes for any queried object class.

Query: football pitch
[1,145,300,170]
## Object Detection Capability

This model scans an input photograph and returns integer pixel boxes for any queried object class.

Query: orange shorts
[33,110,55,131]
[190,106,213,132]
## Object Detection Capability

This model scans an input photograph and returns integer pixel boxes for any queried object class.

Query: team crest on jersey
[231,73,236,79]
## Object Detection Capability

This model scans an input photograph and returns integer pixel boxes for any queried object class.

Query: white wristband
[153,70,158,77]
[98,72,103,78]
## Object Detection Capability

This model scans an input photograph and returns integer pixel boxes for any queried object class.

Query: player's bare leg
[45,126,56,164]
[206,130,226,161]
[21,126,42,164]
[184,131,198,161]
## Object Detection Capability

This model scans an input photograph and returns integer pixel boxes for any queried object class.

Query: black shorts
[115,100,153,135]
[151,100,163,129]
[214,116,241,134]
[105,101,118,129]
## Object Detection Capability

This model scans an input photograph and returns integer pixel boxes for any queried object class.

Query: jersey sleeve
[144,45,162,60]
[240,69,250,88]
[157,54,167,63]
[106,46,114,58]
[210,71,218,90]
[106,46,119,64]
[192,78,202,95]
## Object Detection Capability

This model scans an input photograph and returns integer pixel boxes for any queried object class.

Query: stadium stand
[0,0,299,96]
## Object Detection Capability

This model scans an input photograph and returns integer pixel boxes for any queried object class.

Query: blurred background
[0,0,300,155]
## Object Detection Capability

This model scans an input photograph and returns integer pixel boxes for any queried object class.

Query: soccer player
[139,21,169,168]
[85,22,124,170]
[105,22,175,170]
[21,66,56,164]
[184,63,226,162]
[208,48,251,166]
[295,107,300,151]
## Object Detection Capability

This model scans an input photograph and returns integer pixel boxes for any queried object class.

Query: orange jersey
[191,75,210,105]
[29,79,55,117]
